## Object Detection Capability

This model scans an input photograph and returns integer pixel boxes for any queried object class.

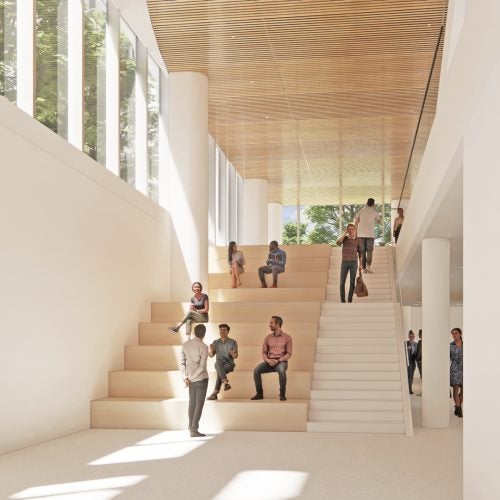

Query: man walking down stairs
[308,246,411,434]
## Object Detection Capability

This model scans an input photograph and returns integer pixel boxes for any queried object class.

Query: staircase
[91,244,330,432]
[307,246,412,434]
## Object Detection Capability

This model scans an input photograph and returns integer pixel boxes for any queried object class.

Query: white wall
[394,0,500,496]
[401,306,463,335]
[0,98,172,454]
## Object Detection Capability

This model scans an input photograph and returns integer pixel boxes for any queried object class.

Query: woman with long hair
[450,327,463,417]
[169,282,209,337]
[228,241,246,288]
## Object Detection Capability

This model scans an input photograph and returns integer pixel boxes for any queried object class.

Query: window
[0,0,17,102]
[35,0,68,138]
[83,0,106,164]
[119,18,136,185]
[147,56,159,202]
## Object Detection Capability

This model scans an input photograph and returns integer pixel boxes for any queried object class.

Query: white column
[268,202,283,243]
[105,1,120,175]
[242,178,268,245]
[17,0,34,115]
[134,40,148,194]
[67,0,83,149]
[168,72,208,299]
[421,238,450,428]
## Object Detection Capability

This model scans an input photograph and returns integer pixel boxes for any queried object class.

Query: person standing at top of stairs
[355,198,381,274]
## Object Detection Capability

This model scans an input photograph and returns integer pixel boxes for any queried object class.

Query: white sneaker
[366,266,373,273]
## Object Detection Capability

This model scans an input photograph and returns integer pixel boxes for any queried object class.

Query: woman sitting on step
[228,241,246,288]
[169,282,209,337]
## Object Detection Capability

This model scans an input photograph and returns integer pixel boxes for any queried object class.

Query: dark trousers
[417,360,422,379]
[258,265,284,285]
[213,360,234,393]
[253,361,288,396]
[359,237,374,269]
[340,260,358,302]
[407,362,416,393]
[188,378,208,432]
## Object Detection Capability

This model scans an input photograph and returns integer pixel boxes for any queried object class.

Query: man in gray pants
[180,324,209,437]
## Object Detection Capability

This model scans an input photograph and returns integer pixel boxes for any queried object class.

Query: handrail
[398,23,445,209]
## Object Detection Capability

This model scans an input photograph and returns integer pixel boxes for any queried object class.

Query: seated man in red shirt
[251,316,293,401]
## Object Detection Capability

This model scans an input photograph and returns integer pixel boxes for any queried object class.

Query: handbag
[354,273,368,297]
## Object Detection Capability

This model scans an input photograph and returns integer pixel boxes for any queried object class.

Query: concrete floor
[0,381,462,500]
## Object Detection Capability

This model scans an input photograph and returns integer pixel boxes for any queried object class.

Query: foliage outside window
[147,56,160,202]
[35,0,68,138]
[0,0,17,102]
[83,0,106,164]
[283,204,392,245]
[119,19,136,185]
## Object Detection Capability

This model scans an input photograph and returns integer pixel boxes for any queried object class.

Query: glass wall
[0,0,16,102]
[119,18,136,185]
[283,203,391,245]
[147,55,160,202]
[35,0,68,138]
[83,0,106,164]
[0,0,170,206]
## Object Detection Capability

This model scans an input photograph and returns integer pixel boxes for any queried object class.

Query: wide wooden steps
[92,398,308,432]
[91,244,332,433]
[138,322,317,346]
[151,301,321,323]
[209,272,327,289]
[109,370,312,399]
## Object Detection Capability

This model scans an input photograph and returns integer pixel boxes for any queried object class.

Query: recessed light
[427,23,431,27]
[230,35,235,39]
[265,116,269,119]
[450,275,455,277]
[250,80,255,84]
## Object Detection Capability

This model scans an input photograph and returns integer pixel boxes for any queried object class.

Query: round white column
[421,238,450,428]
[242,179,268,244]
[268,203,283,243]
[168,72,208,299]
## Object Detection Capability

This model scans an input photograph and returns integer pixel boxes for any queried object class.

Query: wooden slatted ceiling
[147,0,447,205]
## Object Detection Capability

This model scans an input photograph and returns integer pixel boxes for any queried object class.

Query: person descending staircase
[307,246,412,434]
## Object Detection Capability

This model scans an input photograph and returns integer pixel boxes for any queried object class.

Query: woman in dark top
[169,282,209,337]
[450,327,463,417]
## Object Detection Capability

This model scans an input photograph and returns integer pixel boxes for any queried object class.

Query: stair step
[307,421,405,434]
[309,399,403,411]
[319,331,397,339]
[91,398,308,432]
[310,389,402,400]
[314,362,400,371]
[313,371,400,381]
[315,353,399,363]
[321,302,394,310]
[312,380,402,390]
[316,345,397,354]
[317,337,397,346]
[308,409,404,422]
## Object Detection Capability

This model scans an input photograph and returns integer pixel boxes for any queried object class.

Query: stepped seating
[92,244,328,432]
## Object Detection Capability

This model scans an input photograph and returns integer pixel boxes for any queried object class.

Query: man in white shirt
[354,198,381,273]
[180,324,209,437]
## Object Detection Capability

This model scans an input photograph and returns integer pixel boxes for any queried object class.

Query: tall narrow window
[147,56,159,202]
[35,0,68,138]
[83,0,106,164]
[0,0,17,102]
[119,18,135,185]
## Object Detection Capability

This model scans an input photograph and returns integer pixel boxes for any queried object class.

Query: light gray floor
[0,385,462,500]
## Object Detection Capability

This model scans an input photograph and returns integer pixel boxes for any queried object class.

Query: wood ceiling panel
[148,0,447,205]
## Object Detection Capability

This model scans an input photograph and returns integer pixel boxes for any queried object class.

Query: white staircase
[307,247,411,434]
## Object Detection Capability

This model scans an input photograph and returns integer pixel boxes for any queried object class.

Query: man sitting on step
[251,316,293,401]
[206,324,239,400]
[258,241,287,288]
